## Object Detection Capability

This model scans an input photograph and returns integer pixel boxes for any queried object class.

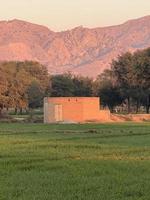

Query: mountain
[0,16,150,77]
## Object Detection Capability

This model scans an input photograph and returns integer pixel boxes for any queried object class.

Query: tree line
[0,47,150,115]
[95,48,150,113]
[0,61,49,114]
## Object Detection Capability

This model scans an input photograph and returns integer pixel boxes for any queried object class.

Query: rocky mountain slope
[0,16,150,77]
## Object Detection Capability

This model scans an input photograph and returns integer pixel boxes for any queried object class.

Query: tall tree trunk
[25,108,28,114]
[108,105,114,113]
[0,108,2,118]
[127,97,131,114]
[15,107,17,115]
[19,108,23,115]
[146,105,149,114]
[0,106,3,118]
[146,95,150,114]
[136,99,140,114]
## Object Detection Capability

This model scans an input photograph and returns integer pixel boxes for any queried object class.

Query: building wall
[44,98,55,123]
[44,97,110,123]
[82,98,100,121]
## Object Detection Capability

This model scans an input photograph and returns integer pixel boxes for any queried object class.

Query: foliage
[95,69,123,112]
[0,47,150,114]
[72,76,93,96]
[0,61,49,114]
[50,73,75,97]
[96,48,150,113]
[27,81,44,109]
[50,74,94,97]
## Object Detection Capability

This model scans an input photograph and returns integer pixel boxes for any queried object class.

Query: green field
[0,123,150,200]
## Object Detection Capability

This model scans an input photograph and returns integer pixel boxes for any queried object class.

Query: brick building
[44,97,110,123]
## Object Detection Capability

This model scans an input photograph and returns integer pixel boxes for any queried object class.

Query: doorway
[54,104,63,122]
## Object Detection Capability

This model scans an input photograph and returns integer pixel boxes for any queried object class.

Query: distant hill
[0,16,150,77]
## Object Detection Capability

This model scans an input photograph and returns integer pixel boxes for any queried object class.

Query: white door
[55,105,63,122]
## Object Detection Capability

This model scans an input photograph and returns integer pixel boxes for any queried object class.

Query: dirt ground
[110,114,150,122]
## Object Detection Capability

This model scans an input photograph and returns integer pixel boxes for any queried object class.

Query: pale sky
[0,0,149,31]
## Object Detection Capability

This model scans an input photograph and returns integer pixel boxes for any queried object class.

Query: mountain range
[0,15,150,77]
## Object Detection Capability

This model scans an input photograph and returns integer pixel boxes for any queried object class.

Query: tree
[50,74,75,97]
[132,49,150,113]
[27,81,44,109]
[0,65,9,116]
[110,49,150,113]
[111,52,136,113]
[0,61,49,113]
[95,70,123,112]
[23,61,49,90]
[72,76,93,97]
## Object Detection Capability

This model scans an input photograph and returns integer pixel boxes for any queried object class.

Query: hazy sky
[0,0,149,31]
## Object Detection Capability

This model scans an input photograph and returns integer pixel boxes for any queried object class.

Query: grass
[0,122,150,200]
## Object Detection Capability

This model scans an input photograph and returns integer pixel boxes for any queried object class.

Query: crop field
[0,123,150,200]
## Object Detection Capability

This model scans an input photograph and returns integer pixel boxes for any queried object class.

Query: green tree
[72,76,93,97]
[50,74,74,97]
[132,49,150,113]
[95,70,123,112]
[27,81,44,109]
[111,52,135,113]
